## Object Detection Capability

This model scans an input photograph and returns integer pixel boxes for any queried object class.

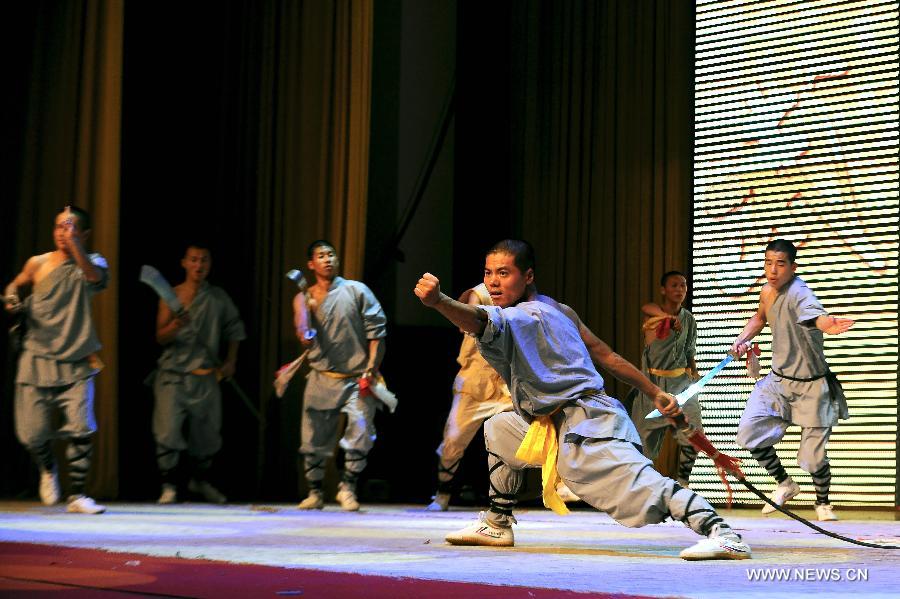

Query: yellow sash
[648,367,690,377]
[515,415,569,516]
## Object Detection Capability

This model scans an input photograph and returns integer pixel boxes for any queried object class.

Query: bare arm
[219,340,240,379]
[732,287,771,356]
[365,338,385,376]
[4,256,40,312]
[155,299,189,345]
[60,219,102,283]
[293,292,315,347]
[414,273,487,335]
[813,314,854,335]
[555,304,680,418]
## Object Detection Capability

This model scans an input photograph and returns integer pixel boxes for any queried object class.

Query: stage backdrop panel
[691,0,899,505]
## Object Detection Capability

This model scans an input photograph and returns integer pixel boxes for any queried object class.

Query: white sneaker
[680,526,751,560]
[761,478,801,514]
[815,503,838,521]
[445,512,514,547]
[188,479,226,504]
[298,490,324,510]
[67,495,106,514]
[39,468,60,505]
[425,492,450,512]
[336,484,360,512]
[556,482,580,503]
[157,484,177,504]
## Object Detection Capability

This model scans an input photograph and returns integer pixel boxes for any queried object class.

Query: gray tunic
[303,277,387,411]
[477,302,641,445]
[16,255,108,387]
[156,283,246,373]
[633,308,701,456]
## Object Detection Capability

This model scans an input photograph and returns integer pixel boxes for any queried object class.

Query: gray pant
[15,378,97,448]
[483,410,725,536]
[300,373,377,486]
[736,380,831,473]
[153,371,222,474]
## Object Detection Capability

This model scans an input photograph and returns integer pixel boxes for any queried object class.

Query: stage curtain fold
[9,0,123,497]
[510,0,694,475]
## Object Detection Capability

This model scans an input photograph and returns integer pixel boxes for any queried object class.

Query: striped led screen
[692,0,899,505]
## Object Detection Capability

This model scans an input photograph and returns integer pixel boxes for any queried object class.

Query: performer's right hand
[731,339,751,357]
[653,391,682,418]
[414,273,441,307]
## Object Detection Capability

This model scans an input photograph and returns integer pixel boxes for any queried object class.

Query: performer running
[294,240,387,512]
[152,243,245,504]
[414,258,752,560]
[732,239,852,521]
[4,206,108,514]
[631,271,701,487]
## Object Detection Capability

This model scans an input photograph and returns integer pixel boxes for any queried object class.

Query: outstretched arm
[814,315,854,335]
[555,304,680,418]
[414,273,487,335]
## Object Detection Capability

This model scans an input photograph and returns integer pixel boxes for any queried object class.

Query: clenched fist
[414,273,441,307]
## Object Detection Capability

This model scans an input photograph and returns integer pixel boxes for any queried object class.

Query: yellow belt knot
[515,414,569,516]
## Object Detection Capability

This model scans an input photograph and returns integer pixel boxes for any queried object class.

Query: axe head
[286,269,308,290]
[140,265,185,315]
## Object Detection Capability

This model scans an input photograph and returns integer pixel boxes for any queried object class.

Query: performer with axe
[146,243,245,505]
[3,206,108,514]
[414,249,752,560]
[293,240,387,512]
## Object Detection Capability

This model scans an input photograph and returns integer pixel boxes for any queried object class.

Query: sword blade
[645,353,735,419]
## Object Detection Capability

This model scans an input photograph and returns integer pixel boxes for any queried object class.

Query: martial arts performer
[152,243,245,504]
[426,264,577,511]
[294,240,387,512]
[732,239,852,521]
[414,268,752,560]
[4,206,108,514]
[631,271,701,487]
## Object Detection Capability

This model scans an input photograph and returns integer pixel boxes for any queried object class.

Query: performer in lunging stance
[414,259,752,560]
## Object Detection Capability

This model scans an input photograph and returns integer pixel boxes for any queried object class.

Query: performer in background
[294,240,387,512]
[413,244,752,560]
[732,239,852,521]
[4,206,108,514]
[152,243,245,504]
[631,271,701,487]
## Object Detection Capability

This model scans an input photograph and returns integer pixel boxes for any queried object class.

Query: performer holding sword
[147,242,246,505]
[413,241,752,560]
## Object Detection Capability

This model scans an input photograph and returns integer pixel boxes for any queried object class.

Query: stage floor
[0,500,898,598]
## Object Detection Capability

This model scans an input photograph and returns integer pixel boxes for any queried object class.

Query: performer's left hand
[219,359,236,380]
[821,316,854,335]
[653,391,682,418]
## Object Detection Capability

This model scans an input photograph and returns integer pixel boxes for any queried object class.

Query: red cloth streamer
[358,376,372,398]
[655,317,672,340]
[684,428,744,506]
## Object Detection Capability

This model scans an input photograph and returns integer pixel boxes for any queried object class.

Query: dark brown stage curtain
[13,0,123,497]
[248,0,374,483]
[510,0,695,475]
